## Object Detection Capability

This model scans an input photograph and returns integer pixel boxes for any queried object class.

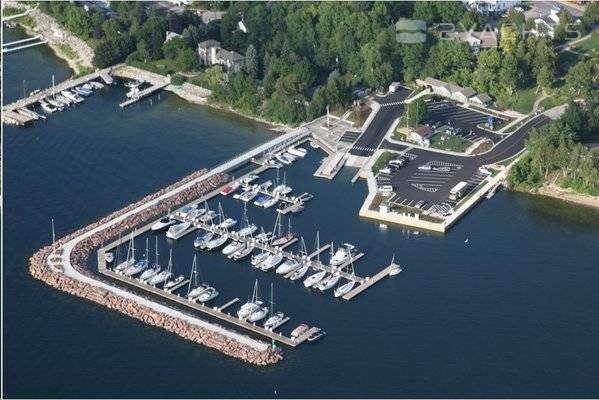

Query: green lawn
[429,132,471,153]
[371,151,396,174]
[571,32,599,56]
[497,87,539,114]
[127,59,180,76]
[539,96,567,111]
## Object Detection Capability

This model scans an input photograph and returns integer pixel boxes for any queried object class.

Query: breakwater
[28,167,283,366]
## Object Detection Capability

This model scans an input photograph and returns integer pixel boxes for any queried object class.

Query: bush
[170,74,186,86]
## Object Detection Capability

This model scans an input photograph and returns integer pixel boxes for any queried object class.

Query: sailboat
[123,236,150,277]
[303,232,326,287]
[271,214,295,247]
[230,242,254,260]
[251,250,269,266]
[114,233,135,272]
[388,254,402,276]
[288,237,309,280]
[237,280,268,321]
[194,230,214,249]
[216,203,237,229]
[187,255,207,299]
[257,252,284,272]
[148,247,173,286]
[236,204,257,237]
[263,283,285,330]
[272,172,292,196]
[139,238,161,282]
[334,258,357,297]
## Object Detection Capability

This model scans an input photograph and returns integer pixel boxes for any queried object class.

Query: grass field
[57,43,77,60]
[372,151,396,174]
[497,87,539,114]
[571,32,599,56]
[429,133,471,152]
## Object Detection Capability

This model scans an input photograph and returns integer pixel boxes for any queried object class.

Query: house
[164,31,182,43]
[443,31,498,55]
[464,0,520,15]
[531,14,559,38]
[409,126,433,147]
[471,93,492,106]
[197,40,245,72]
[420,77,476,103]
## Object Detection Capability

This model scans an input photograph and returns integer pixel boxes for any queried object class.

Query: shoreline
[533,184,599,209]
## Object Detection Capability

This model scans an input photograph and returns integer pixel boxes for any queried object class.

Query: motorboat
[253,195,271,207]
[176,204,198,219]
[39,101,56,114]
[388,255,402,276]
[330,243,355,267]
[303,270,326,288]
[259,180,273,190]
[104,252,114,264]
[166,221,191,239]
[186,208,204,221]
[262,196,279,209]
[289,265,308,281]
[61,90,83,103]
[276,258,300,274]
[255,230,273,243]
[287,146,307,158]
[239,189,258,202]
[267,159,283,168]
[56,94,72,106]
[205,234,228,250]
[240,174,259,184]
[220,181,240,196]
[217,218,237,229]
[17,107,41,120]
[309,141,320,149]
[151,217,177,231]
[297,193,314,202]
[196,286,219,303]
[334,280,356,298]
[46,97,65,110]
[89,81,104,89]
[230,244,254,260]
[194,231,214,249]
[163,275,185,290]
[264,312,285,330]
[317,273,341,291]
[74,86,92,96]
[251,251,269,266]
[283,152,297,161]
[290,323,310,340]
[272,184,292,196]
[307,329,326,342]
[222,241,244,256]
[82,83,94,91]
[275,153,293,165]
[257,253,283,272]
[125,79,144,88]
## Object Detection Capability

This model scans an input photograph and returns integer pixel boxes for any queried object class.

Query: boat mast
[217,202,225,225]
[315,231,320,265]
[187,255,197,295]
[167,248,173,275]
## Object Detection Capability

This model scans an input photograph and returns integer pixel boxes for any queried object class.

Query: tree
[244,44,258,80]
[566,59,594,98]
[182,25,203,49]
[472,49,501,94]
[425,40,472,85]
[360,42,393,91]
[536,65,554,91]
[459,10,484,31]
[499,54,522,95]
[499,24,519,53]
[582,2,599,32]
[175,48,199,71]
[405,98,427,127]
[162,37,189,60]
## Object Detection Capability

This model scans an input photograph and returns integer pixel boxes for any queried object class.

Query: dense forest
[36,1,599,126]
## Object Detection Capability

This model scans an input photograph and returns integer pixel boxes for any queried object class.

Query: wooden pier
[218,297,239,312]
[164,279,190,294]
[119,82,169,108]
[342,263,397,301]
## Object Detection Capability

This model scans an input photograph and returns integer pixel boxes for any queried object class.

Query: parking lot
[425,100,505,143]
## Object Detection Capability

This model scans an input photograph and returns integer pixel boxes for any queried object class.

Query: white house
[409,126,433,147]
[198,40,244,72]
[420,77,476,103]
[443,31,498,55]
[464,0,521,15]
[470,93,493,106]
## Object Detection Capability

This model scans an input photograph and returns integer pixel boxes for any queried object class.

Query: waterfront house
[409,126,433,147]
[464,0,521,15]
[443,30,498,55]
[198,40,245,72]
[420,78,476,104]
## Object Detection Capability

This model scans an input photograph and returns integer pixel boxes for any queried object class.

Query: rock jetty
[28,168,283,366]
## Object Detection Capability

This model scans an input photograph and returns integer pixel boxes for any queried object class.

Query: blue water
[4,27,599,398]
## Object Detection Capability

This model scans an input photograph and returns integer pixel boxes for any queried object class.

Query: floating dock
[119,82,169,108]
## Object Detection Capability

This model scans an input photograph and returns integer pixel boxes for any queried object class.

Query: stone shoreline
[28,168,283,366]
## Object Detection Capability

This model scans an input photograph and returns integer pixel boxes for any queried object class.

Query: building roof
[474,93,492,103]
[444,31,498,49]
[198,39,221,50]
[218,49,244,63]
[412,126,433,138]
[424,77,476,98]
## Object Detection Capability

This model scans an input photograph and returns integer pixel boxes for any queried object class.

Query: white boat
[283,152,297,161]
[46,97,64,109]
[217,217,237,229]
[334,279,356,297]
[239,189,258,202]
[231,244,254,260]
[89,81,104,89]
[125,79,144,88]
[237,223,257,237]
[388,255,402,276]
[139,238,161,282]
[123,237,150,277]
[151,217,177,231]
[290,323,310,340]
[196,287,219,303]
[176,204,198,219]
[317,274,341,291]
[276,258,300,274]
[39,101,56,114]
[262,196,279,209]
[55,94,72,106]
[271,214,295,247]
[163,275,185,290]
[148,248,174,286]
[303,270,326,288]
[205,234,228,250]
[199,210,217,223]
[251,251,269,266]
[287,146,307,158]
[74,86,92,96]
[188,284,208,299]
[289,265,308,281]
[264,312,285,330]
[194,231,214,249]
[267,159,283,168]
[275,153,293,165]
[104,252,114,264]
[248,305,269,322]
[220,180,240,196]
[238,280,267,320]
[17,107,40,120]
[186,255,207,299]
[61,90,83,103]
[114,234,135,272]
[82,83,94,91]
[240,174,259,184]
[166,221,191,239]
[309,141,320,149]
[254,229,273,243]
[222,241,244,256]
[257,253,283,271]
[330,243,355,267]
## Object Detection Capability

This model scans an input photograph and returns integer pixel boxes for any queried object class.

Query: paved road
[349,88,412,156]
[380,115,551,209]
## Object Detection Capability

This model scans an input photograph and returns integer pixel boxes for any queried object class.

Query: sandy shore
[536,184,599,209]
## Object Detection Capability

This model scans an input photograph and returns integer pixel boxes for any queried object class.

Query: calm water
[4,28,599,398]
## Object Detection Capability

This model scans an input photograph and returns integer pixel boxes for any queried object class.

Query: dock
[217,297,239,312]
[2,35,48,54]
[342,262,397,301]
[99,267,317,347]
[164,279,190,294]
[119,82,169,108]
